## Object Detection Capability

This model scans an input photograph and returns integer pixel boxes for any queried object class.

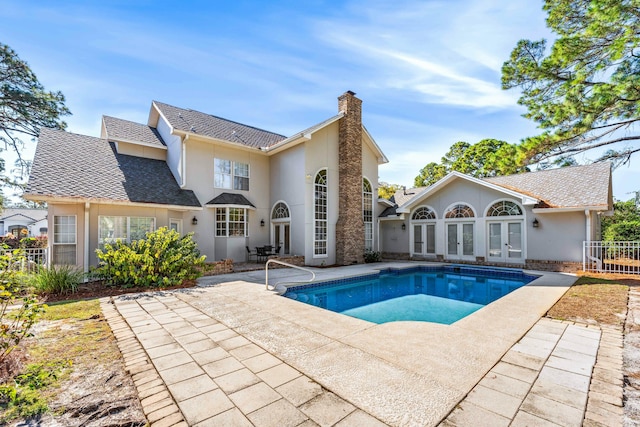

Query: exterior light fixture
[192,216,198,225]
[532,218,539,228]
[401,223,406,231]
[260,219,265,227]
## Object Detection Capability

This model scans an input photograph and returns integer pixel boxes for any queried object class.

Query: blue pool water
[282,265,538,324]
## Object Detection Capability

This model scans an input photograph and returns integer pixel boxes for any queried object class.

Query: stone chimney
[335,91,365,265]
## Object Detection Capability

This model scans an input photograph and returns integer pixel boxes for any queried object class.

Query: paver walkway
[102,294,386,427]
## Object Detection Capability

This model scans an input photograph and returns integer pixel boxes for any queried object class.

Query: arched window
[487,200,522,216]
[314,170,328,256]
[272,202,290,220]
[445,204,475,218]
[363,178,373,251]
[412,207,436,220]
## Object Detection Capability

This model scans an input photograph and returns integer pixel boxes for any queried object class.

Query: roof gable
[152,101,286,149]
[398,172,539,213]
[102,116,166,147]
[25,128,201,208]
[0,209,47,222]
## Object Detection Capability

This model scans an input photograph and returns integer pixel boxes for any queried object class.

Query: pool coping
[191,261,578,425]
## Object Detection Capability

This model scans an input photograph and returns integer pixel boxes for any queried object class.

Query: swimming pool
[282,265,538,324]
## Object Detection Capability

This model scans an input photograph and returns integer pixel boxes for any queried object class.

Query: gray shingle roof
[153,101,286,149]
[484,163,612,208]
[205,193,255,208]
[26,128,201,208]
[103,116,166,146]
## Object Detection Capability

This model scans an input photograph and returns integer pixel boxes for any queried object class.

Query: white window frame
[214,158,250,191]
[98,216,156,246]
[314,169,328,257]
[363,177,374,251]
[53,215,77,265]
[169,218,183,235]
[214,207,248,237]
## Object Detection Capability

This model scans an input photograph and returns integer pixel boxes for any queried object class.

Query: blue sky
[2,0,638,200]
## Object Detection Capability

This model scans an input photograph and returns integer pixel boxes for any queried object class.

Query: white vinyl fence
[0,248,48,272]
[583,241,640,275]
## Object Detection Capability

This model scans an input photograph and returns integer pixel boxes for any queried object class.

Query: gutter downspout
[585,209,591,243]
[84,202,90,276]
[181,134,189,188]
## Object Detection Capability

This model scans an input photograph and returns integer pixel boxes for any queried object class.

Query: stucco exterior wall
[379,220,408,254]
[156,115,183,186]
[116,141,167,161]
[526,210,586,262]
[270,144,306,257]
[304,122,340,266]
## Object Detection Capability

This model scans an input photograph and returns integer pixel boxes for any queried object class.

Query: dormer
[101,116,167,161]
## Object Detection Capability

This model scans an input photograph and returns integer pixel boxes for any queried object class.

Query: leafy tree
[0,43,70,182]
[502,0,640,167]
[378,182,402,199]
[414,139,526,187]
[601,198,640,241]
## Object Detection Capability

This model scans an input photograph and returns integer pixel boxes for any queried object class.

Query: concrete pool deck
[100,262,625,426]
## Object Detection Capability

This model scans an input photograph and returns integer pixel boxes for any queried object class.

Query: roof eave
[23,194,202,211]
[204,203,256,211]
[532,205,611,213]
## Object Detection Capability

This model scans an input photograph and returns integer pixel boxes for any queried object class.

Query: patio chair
[246,246,257,262]
[274,246,281,255]
[256,246,267,263]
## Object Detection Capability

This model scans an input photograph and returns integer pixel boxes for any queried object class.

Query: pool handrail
[265,259,316,293]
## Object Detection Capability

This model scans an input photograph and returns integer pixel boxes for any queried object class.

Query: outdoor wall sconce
[260,219,265,227]
[532,218,539,228]
[401,223,406,231]
[192,216,198,225]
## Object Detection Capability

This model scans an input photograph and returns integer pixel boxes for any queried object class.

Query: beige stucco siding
[116,141,166,161]
[526,211,586,262]
[182,137,270,262]
[270,144,306,257]
[304,122,340,265]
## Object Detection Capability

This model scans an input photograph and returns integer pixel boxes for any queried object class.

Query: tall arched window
[445,204,475,218]
[314,170,328,256]
[487,200,522,216]
[363,178,373,251]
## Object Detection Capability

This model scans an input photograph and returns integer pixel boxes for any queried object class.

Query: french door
[412,223,436,256]
[446,222,474,259]
[273,222,290,255]
[487,221,523,262]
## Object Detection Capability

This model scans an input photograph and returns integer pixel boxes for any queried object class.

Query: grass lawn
[547,274,635,326]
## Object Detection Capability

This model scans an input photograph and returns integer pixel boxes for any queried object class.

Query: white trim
[484,198,525,217]
[443,201,477,219]
[270,200,291,221]
[313,168,329,257]
[23,194,202,212]
[205,203,256,211]
[378,198,395,207]
[362,125,389,164]
[84,202,89,274]
[169,218,183,235]
[532,205,609,213]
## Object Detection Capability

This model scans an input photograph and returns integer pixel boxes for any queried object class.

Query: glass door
[487,221,523,262]
[447,222,474,259]
[273,222,291,255]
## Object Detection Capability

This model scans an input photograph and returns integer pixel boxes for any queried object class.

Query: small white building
[0,208,48,237]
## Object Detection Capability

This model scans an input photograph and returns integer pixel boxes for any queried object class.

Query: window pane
[216,208,227,236]
[53,244,76,265]
[426,224,436,253]
[214,159,232,189]
[314,170,328,255]
[130,217,154,241]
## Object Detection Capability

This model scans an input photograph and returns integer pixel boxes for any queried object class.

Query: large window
[214,158,249,191]
[215,207,247,237]
[99,216,155,246]
[363,178,373,251]
[53,215,76,265]
[314,170,328,256]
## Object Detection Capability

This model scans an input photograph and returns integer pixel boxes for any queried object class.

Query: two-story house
[25,91,388,272]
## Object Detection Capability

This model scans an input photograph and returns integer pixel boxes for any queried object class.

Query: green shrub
[0,361,67,422]
[94,227,206,288]
[0,253,46,364]
[363,250,382,263]
[31,265,84,296]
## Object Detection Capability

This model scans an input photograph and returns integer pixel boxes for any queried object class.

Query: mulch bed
[42,280,197,303]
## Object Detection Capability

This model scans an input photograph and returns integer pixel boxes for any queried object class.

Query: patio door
[487,221,523,262]
[273,222,290,255]
[446,222,474,260]
[412,223,436,256]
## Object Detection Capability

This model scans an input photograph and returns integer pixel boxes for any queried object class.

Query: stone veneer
[335,91,364,265]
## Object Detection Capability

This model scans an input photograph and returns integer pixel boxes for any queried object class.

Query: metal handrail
[265,259,316,293]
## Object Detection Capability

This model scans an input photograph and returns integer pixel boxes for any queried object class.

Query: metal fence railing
[583,241,640,275]
[0,248,48,272]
